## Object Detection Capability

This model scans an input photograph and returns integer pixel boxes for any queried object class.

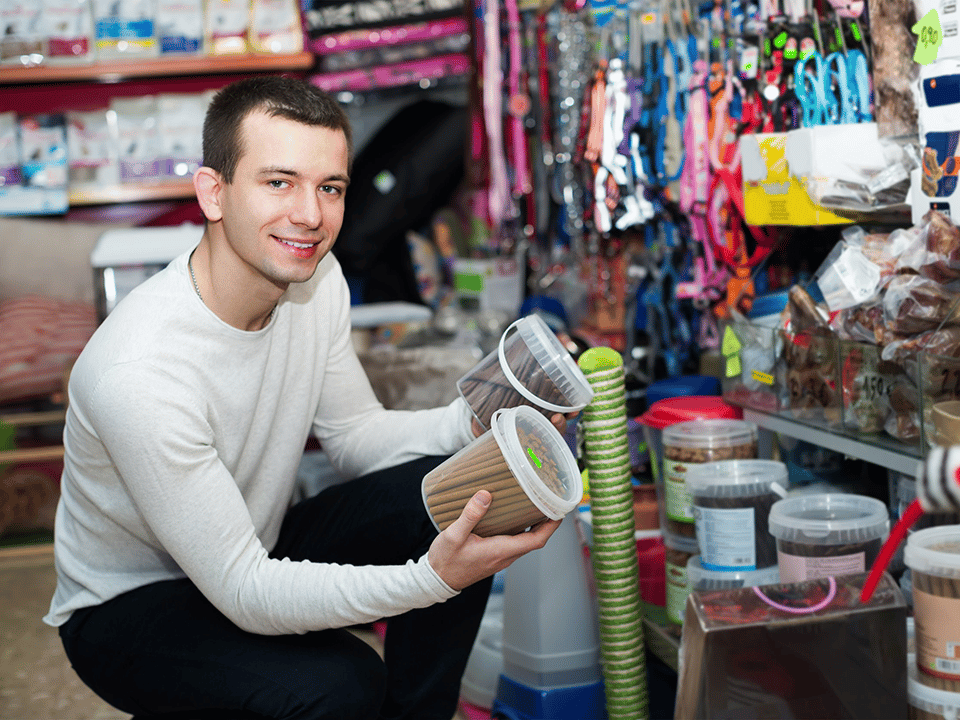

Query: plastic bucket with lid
[686,555,780,591]
[421,405,583,537]
[639,396,743,542]
[767,493,889,582]
[456,313,593,430]
[908,653,960,720]
[658,418,758,540]
[687,459,789,571]
[905,526,960,690]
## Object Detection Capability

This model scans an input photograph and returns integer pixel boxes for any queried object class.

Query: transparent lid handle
[497,317,579,414]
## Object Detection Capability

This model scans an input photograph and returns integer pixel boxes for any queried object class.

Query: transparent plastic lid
[662,418,758,449]
[767,493,889,545]
[686,459,789,499]
[491,405,583,520]
[904,526,960,578]
[687,555,780,590]
[513,314,593,409]
[663,532,699,554]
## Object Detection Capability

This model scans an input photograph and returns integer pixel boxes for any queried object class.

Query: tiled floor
[0,544,469,720]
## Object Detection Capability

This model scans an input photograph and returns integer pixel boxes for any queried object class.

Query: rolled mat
[578,347,648,720]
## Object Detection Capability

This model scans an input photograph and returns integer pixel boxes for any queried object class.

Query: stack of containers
[639,396,760,626]
[684,459,788,592]
[895,473,960,607]
[904,526,960,718]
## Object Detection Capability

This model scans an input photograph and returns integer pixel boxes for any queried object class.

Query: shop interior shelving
[0,52,315,85]
[740,408,925,476]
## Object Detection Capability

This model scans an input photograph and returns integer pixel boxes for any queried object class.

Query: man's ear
[194,167,224,222]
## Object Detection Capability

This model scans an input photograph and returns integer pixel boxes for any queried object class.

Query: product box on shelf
[839,339,913,438]
[720,320,786,413]
[740,132,855,226]
[919,350,960,449]
[782,328,841,427]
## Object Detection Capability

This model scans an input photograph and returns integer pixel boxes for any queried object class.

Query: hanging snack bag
[93,0,159,58]
[204,0,249,54]
[156,0,204,54]
[67,109,119,190]
[43,0,95,63]
[109,96,161,183]
[248,0,303,54]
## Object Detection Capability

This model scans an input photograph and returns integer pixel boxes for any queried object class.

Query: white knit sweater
[44,249,475,634]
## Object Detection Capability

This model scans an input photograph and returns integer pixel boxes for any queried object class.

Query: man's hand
[426,490,562,591]
[471,411,577,438]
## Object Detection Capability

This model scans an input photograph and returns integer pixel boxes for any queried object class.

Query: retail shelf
[741,408,925,476]
[69,181,196,206]
[0,52,315,85]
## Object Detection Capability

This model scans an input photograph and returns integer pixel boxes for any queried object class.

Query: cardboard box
[741,132,855,226]
[676,572,907,719]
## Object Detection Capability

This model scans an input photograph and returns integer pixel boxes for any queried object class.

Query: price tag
[751,369,774,385]
[726,355,742,378]
[913,9,943,65]
[722,325,742,356]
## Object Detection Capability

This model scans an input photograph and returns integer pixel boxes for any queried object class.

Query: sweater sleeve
[312,274,476,479]
[85,363,458,635]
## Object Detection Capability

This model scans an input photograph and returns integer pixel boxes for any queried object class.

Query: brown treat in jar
[660,419,759,526]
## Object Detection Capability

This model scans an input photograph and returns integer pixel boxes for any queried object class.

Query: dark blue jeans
[58,455,493,720]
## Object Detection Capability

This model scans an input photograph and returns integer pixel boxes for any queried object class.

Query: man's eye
[268,180,288,189]
[321,185,343,196]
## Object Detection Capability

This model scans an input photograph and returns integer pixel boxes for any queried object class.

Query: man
[45,76,563,720]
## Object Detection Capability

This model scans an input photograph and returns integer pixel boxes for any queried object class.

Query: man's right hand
[426,490,562,591]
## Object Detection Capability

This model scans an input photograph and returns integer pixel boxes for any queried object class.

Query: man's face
[215,110,350,289]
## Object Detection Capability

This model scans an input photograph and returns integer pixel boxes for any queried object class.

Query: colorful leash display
[577,347,649,720]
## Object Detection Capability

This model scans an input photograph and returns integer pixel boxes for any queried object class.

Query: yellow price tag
[751,369,774,385]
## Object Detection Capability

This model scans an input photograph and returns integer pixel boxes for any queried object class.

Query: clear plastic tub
[686,555,780,591]
[664,533,699,626]
[908,652,960,719]
[686,459,789,571]
[905,526,960,689]
[421,405,582,537]
[659,418,758,539]
[768,493,889,582]
[456,313,593,430]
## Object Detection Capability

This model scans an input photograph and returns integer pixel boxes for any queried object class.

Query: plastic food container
[905,527,960,691]
[664,533,699,626]
[639,397,745,543]
[687,459,789,571]
[456,313,593,430]
[908,653,960,720]
[686,555,780,592]
[768,493,889,582]
[659,418,758,539]
[421,406,582,537]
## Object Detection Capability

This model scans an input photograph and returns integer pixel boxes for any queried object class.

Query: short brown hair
[202,76,353,183]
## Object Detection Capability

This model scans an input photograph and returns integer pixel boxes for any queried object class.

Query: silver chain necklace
[188,251,204,302]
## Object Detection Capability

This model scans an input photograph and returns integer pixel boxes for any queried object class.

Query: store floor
[0,545,468,720]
